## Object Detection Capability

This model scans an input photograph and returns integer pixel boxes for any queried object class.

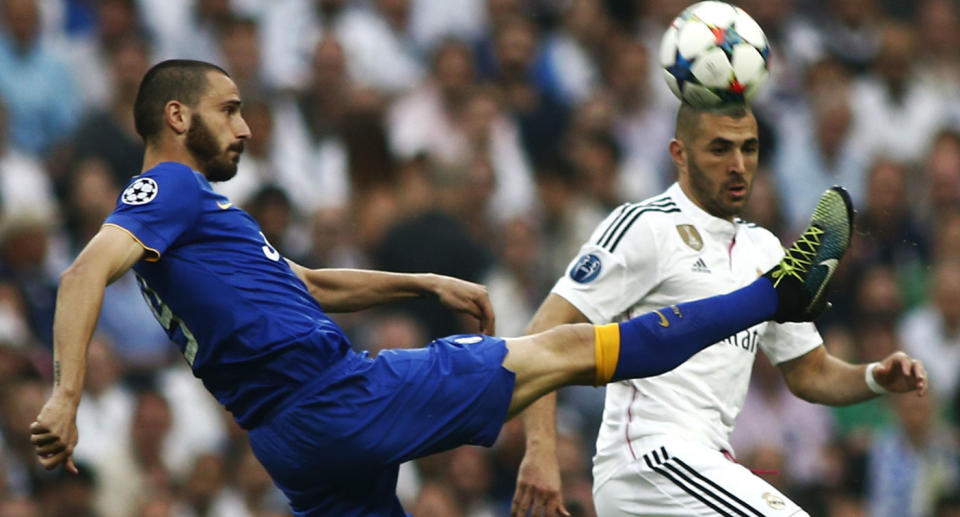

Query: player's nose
[729,149,746,174]
[235,116,252,140]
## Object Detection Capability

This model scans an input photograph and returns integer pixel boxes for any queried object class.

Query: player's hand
[874,351,927,397]
[429,274,496,335]
[30,394,80,474]
[511,448,569,517]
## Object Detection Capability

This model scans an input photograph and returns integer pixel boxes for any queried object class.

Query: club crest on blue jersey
[570,253,602,283]
[122,177,159,205]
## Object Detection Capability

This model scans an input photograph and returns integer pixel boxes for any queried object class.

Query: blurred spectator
[62,159,119,251]
[66,34,148,190]
[0,495,39,517]
[485,14,570,167]
[337,0,425,94]
[740,170,787,238]
[35,463,96,517]
[412,480,464,517]
[93,387,174,517]
[409,0,487,50]
[0,375,47,497]
[532,157,607,280]
[391,44,535,223]
[259,0,347,91]
[0,211,64,348]
[849,158,928,274]
[569,129,623,210]
[851,22,949,163]
[218,16,268,99]
[72,335,133,466]
[866,392,959,517]
[536,0,611,106]
[483,217,544,337]
[731,354,838,491]
[0,0,79,154]
[914,0,960,105]
[445,446,497,516]
[818,0,884,73]
[48,0,145,112]
[271,36,352,214]
[243,185,308,260]
[918,129,960,231]
[143,0,238,64]
[774,58,870,234]
[605,38,676,201]
[899,260,960,401]
[0,99,58,222]
[388,39,476,173]
[374,207,492,337]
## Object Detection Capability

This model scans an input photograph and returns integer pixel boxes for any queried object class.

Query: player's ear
[669,138,686,169]
[164,100,190,136]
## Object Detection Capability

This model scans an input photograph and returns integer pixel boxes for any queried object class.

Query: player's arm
[778,345,928,405]
[511,293,588,517]
[286,261,495,334]
[31,225,146,473]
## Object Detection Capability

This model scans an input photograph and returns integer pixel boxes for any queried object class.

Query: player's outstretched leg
[593,186,854,385]
[764,185,854,322]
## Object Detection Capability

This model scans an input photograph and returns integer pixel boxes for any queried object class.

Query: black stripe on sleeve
[606,206,680,252]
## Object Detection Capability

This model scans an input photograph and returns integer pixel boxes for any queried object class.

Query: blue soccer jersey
[105,162,354,428]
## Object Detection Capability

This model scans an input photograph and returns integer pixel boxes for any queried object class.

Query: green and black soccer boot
[765,186,854,322]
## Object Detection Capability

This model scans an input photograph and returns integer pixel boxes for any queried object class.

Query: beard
[186,113,243,182]
[685,154,751,220]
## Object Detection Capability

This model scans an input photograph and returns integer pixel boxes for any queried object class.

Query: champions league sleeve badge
[122,177,159,205]
[570,253,602,283]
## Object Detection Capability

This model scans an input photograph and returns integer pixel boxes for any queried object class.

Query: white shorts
[593,435,810,517]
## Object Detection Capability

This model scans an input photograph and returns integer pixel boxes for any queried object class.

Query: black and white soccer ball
[121,177,159,205]
[660,1,770,108]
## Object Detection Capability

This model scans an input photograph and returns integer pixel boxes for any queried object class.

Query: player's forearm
[783,349,876,406]
[301,269,438,312]
[50,265,109,403]
[521,392,559,451]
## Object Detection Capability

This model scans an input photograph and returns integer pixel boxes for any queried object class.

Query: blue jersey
[105,162,354,428]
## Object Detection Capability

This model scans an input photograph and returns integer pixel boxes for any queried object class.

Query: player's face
[186,72,251,182]
[678,111,759,220]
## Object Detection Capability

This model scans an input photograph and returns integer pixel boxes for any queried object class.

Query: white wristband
[865,362,888,395]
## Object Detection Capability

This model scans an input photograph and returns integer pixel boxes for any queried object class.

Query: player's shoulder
[119,162,203,206]
[594,193,681,250]
[734,217,783,250]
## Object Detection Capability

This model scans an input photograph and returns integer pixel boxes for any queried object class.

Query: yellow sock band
[594,323,621,386]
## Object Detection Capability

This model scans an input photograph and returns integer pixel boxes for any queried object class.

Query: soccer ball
[659,1,770,108]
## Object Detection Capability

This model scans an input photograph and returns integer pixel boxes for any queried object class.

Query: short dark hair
[675,102,750,143]
[133,59,229,141]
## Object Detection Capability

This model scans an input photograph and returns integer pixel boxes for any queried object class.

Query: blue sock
[608,277,778,383]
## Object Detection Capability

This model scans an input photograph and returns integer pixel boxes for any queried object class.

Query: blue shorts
[248,334,515,516]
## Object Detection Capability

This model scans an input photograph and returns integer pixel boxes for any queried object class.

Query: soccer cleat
[764,186,854,322]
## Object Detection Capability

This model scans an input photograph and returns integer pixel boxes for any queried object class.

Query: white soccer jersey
[552,183,823,491]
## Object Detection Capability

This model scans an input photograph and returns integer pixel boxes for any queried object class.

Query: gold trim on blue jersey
[102,223,161,262]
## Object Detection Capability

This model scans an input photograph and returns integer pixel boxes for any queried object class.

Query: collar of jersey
[667,183,738,240]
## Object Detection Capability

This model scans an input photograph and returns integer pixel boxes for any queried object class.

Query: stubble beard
[686,154,749,220]
[186,113,242,182]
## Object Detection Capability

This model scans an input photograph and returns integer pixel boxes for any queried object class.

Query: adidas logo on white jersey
[691,257,711,273]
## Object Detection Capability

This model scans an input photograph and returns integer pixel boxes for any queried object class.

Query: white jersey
[551,183,823,490]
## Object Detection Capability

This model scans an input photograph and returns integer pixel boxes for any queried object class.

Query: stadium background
[1,0,959,515]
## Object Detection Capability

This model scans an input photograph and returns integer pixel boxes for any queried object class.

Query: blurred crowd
[0,0,959,516]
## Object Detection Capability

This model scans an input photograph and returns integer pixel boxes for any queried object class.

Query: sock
[594,276,778,385]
